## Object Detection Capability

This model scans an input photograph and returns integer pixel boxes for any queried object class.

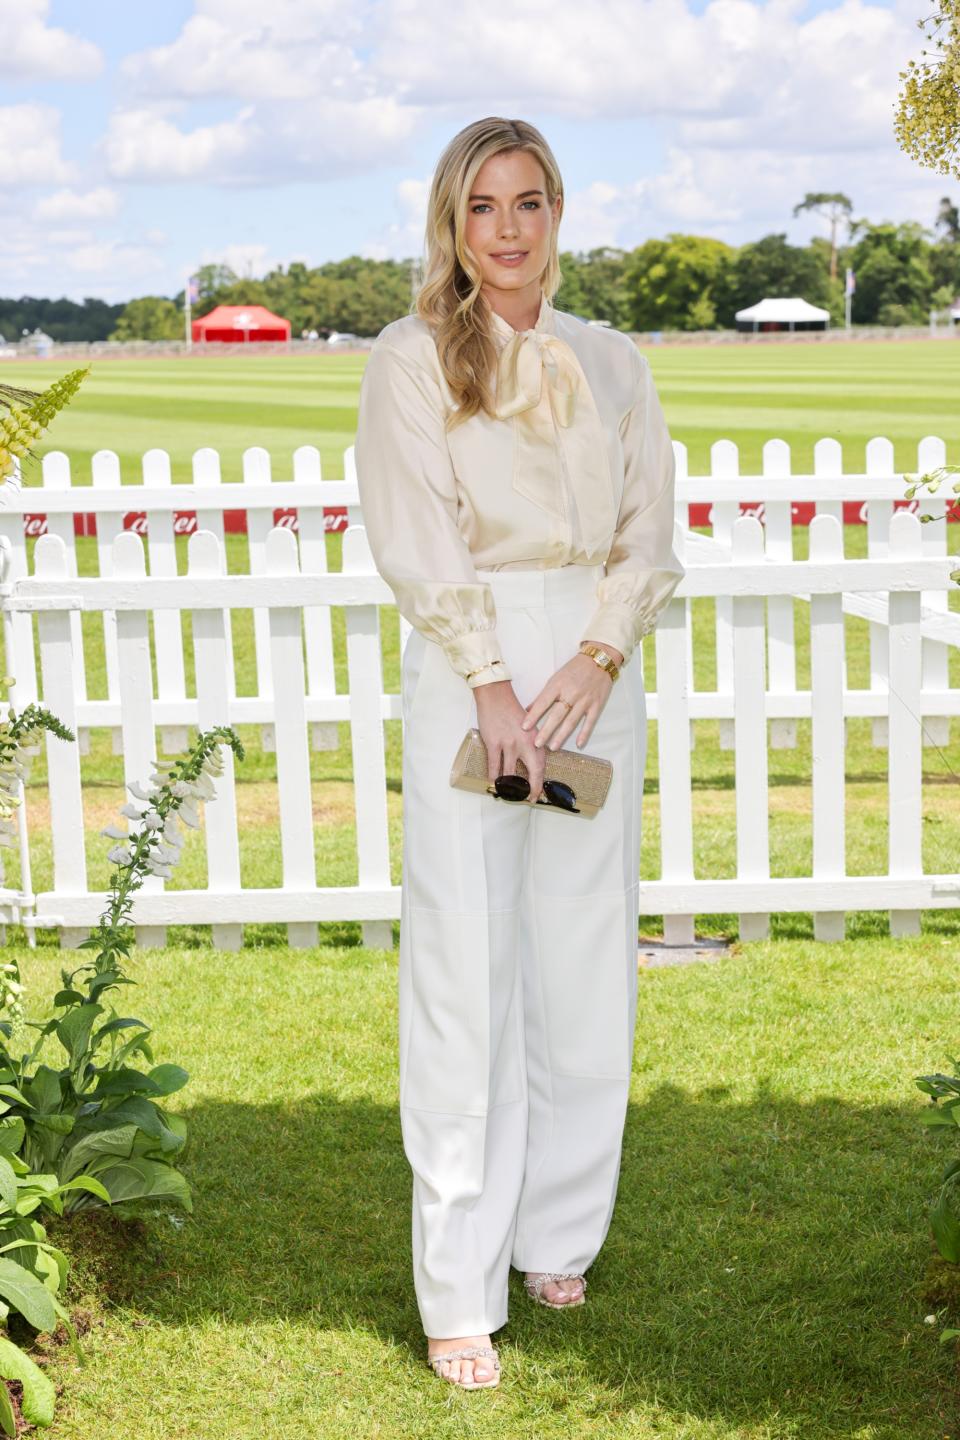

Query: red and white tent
[192,305,291,344]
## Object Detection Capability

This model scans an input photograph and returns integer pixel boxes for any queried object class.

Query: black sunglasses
[487,773,580,813]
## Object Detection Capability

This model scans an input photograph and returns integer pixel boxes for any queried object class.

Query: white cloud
[362,177,430,261]
[34,187,120,221]
[0,215,169,301]
[102,104,258,182]
[102,97,417,184]
[0,0,103,81]
[120,0,370,101]
[0,104,73,187]
[198,241,280,277]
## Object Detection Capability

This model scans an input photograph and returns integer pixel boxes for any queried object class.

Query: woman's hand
[473,680,548,803]
[520,642,624,754]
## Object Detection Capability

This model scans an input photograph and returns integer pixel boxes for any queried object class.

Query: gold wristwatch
[579,642,621,683]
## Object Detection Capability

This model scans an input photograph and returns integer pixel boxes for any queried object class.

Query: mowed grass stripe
[17,336,959,482]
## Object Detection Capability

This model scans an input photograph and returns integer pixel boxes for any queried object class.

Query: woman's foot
[427,1332,500,1388]
[524,1271,586,1307]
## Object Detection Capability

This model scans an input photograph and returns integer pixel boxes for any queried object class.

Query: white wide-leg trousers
[398,561,647,1338]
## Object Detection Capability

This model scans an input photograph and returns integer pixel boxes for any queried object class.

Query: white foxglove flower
[145,860,174,879]
[178,801,200,829]
[162,815,182,844]
[141,809,163,830]
[107,843,134,864]
[120,802,143,821]
[126,780,153,801]
[169,780,193,798]
[100,824,127,840]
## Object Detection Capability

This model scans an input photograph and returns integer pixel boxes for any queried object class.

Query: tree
[712,233,835,325]
[791,193,853,281]
[895,0,960,178]
[846,221,934,323]
[623,235,735,331]
[556,248,632,328]
[936,194,960,241]
[109,296,182,342]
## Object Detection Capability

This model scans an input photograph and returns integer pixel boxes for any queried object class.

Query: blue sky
[2,0,946,303]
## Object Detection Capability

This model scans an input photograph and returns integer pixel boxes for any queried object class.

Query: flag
[186,274,200,305]
[844,267,855,296]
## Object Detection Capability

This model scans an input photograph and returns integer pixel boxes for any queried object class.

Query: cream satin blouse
[353,289,685,689]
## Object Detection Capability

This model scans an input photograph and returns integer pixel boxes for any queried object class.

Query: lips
[491,251,528,259]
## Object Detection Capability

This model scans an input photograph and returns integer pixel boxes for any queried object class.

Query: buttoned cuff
[441,629,513,688]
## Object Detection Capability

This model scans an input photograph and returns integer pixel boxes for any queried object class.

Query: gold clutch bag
[449,727,613,818]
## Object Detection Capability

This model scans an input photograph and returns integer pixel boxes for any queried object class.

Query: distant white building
[735,297,830,333]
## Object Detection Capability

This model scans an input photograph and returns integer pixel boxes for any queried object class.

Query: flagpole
[844,267,854,335]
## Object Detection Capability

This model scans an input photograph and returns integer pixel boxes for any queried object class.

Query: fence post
[866,436,895,748]
[656,525,695,944]
[142,447,188,753]
[33,535,87,949]
[342,525,393,951]
[710,439,739,751]
[732,516,770,941]
[113,531,167,948]
[189,530,243,951]
[916,434,950,748]
[809,514,846,941]
[293,445,339,753]
[92,450,124,755]
[888,510,923,938]
[265,527,318,948]
[763,437,797,749]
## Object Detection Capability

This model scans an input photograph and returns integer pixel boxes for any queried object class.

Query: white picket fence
[0,436,956,948]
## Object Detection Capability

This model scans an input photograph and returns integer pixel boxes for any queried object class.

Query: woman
[354,116,684,1390]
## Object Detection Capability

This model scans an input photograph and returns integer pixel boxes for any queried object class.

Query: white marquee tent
[735,297,831,333]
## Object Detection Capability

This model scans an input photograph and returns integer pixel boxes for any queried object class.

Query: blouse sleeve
[354,339,512,689]
[579,345,685,666]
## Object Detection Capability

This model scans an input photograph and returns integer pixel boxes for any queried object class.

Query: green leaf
[55,1005,103,1064]
[31,1114,73,1136]
[90,1018,149,1048]
[0,1258,57,1331]
[0,1086,30,1110]
[60,1123,138,1182]
[93,1159,193,1214]
[0,1158,16,1212]
[0,1381,15,1437]
[931,1191,960,1263]
[0,1334,56,1425]
[52,990,85,1008]
[103,1098,183,1151]
[146,1064,189,1097]
[57,1175,111,1204]
[91,1068,161,1099]
[25,1068,61,1115]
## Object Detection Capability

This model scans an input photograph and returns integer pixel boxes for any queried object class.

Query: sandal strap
[429,1345,500,1368]
[523,1271,587,1298]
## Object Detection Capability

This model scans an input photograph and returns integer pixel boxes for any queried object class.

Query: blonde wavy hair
[415,117,564,431]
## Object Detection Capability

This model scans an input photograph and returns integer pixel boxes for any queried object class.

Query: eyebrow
[468,189,545,201]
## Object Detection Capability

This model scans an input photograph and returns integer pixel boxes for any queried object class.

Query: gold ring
[556,698,572,709]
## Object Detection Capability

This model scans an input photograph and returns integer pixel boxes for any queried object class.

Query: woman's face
[462,149,561,304]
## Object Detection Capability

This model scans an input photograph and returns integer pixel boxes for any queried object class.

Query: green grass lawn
[1,339,959,1436]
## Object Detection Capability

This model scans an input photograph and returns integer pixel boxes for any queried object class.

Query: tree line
[3,195,959,343]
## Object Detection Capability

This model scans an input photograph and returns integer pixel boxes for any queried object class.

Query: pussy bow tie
[492,329,617,559]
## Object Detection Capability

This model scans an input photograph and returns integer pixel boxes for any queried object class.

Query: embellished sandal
[427,1344,501,1390]
[523,1271,587,1309]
